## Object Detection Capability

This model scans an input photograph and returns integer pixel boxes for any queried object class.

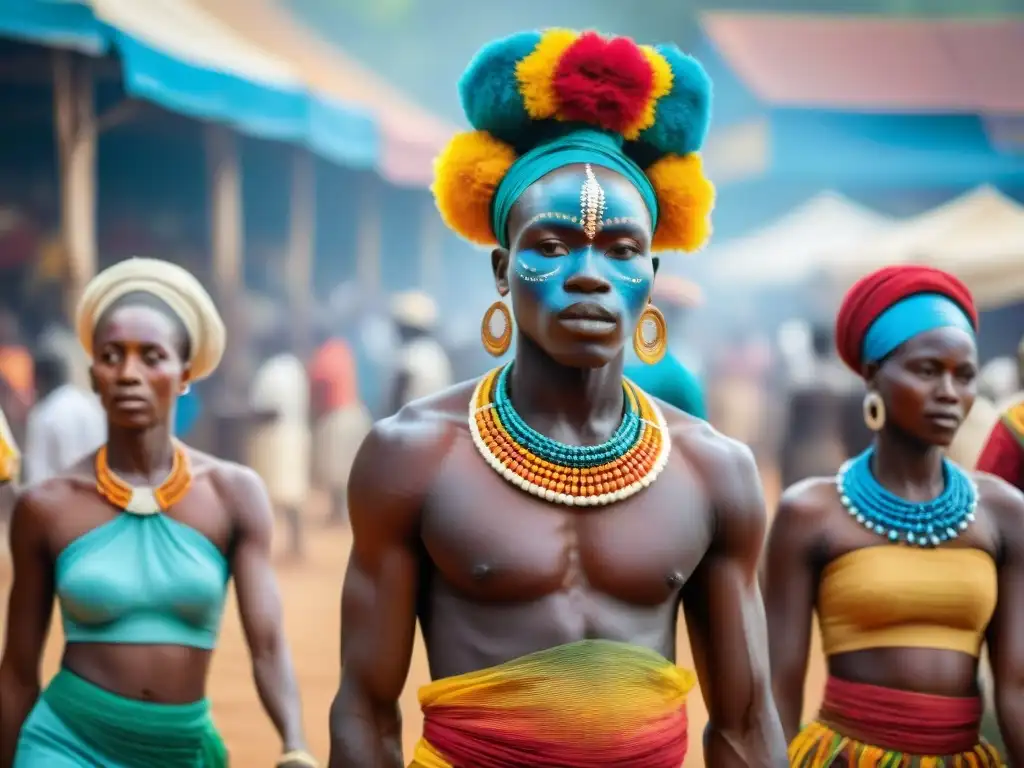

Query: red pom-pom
[552,32,654,134]
[835,265,978,374]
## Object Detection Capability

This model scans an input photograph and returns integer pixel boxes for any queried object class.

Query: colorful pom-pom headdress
[432,29,715,253]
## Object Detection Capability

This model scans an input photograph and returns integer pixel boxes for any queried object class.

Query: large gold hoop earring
[481,300,512,357]
[633,303,667,365]
[863,391,886,431]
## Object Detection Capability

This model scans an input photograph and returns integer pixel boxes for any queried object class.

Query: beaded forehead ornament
[580,164,605,239]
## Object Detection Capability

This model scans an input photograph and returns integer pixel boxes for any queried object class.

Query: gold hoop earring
[633,302,667,365]
[481,300,512,357]
[863,391,886,431]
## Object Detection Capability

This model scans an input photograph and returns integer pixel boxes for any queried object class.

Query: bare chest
[422,443,715,606]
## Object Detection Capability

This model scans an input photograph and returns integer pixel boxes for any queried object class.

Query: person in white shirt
[248,328,311,559]
[23,351,105,485]
[388,291,453,413]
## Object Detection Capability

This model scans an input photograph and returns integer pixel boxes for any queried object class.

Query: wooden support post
[205,123,246,461]
[355,174,381,295]
[53,50,97,321]
[286,148,315,357]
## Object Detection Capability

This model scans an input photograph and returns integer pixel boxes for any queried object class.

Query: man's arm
[680,430,787,767]
[328,414,438,768]
[982,476,1024,763]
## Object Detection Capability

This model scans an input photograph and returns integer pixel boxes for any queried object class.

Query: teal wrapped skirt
[14,668,228,767]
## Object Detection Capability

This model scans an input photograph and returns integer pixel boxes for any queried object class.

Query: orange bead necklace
[95,441,192,515]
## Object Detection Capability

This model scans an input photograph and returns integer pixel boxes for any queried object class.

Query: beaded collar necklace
[836,446,977,547]
[469,364,670,506]
[96,441,192,515]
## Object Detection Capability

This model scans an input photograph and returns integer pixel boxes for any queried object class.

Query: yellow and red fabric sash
[410,639,695,768]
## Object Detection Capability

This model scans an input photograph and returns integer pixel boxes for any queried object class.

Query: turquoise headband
[490,128,658,248]
[862,293,975,364]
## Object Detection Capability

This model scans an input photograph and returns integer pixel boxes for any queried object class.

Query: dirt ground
[0,468,827,766]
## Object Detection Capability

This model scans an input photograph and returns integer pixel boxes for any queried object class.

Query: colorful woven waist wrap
[409,639,695,768]
[17,667,228,767]
[789,676,1003,766]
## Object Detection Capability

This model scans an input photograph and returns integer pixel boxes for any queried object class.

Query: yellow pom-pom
[516,29,578,120]
[432,131,517,246]
[623,47,674,141]
[647,153,715,253]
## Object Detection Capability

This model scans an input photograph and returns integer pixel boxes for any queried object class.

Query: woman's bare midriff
[62,642,213,703]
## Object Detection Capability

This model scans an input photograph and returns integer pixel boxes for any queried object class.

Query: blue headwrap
[490,129,658,248]
[862,293,975,364]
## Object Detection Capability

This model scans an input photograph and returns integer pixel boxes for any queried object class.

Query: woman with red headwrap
[763,265,1024,765]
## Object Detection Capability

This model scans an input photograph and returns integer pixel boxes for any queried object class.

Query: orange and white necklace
[95,441,192,515]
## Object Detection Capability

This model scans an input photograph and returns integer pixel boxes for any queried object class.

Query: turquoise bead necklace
[836,447,978,547]
[493,363,642,468]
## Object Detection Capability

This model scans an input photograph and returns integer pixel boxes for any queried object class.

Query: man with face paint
[329,29,786,768]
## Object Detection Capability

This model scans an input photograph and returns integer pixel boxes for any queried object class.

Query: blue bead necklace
[836,447,978,547]
[493,363,642,468]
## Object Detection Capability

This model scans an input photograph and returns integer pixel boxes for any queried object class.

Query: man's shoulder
[665,410,753,474]
[662,411,767,555]
[358,379,478,470]
[348,380,479,529]
[664,412,763,518]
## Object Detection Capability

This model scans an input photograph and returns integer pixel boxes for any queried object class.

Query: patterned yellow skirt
[789,677,1004,767]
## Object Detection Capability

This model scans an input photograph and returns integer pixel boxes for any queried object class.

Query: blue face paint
[508,165,653,357]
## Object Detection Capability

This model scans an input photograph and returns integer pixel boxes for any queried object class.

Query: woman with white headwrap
[0,258,317,768]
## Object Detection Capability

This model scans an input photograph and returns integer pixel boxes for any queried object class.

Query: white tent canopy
[833,185,1024,308]
[707,191,894,285]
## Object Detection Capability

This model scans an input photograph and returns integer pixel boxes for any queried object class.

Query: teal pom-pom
[458,31,541,143]
[637,44,712,157]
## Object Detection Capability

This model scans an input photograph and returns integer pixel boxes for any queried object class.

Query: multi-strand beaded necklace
[469,365,670,506]
[836,446,978,547]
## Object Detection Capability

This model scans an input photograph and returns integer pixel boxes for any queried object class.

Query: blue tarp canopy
[0,0,379,169]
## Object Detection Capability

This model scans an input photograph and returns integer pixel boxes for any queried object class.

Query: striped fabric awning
[0,0,379,168]
[195,0,455,188]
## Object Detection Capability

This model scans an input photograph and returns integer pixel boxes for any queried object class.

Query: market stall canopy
[197,0,455,188]
[706,191,894,285]
[0,0,379,168]
[834,185,1024,269]
[831,185,1024,308]
[701,13,1024,114]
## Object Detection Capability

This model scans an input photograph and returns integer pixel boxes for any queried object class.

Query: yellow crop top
[816,546,997,657]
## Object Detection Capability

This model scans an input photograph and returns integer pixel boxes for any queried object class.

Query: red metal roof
[701,13,1024,114]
